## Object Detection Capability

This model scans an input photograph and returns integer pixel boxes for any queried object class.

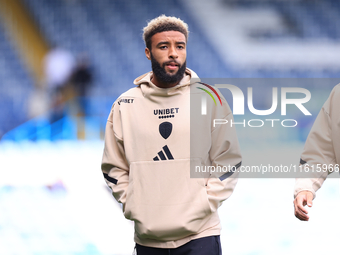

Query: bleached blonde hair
[143,15,189,49]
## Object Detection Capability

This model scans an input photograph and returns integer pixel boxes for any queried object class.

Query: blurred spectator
[70,54,93,116]
[44,46,75,123]
[44,46,75,94]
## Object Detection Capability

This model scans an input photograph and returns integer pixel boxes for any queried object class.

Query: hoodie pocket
[123,158,211,241]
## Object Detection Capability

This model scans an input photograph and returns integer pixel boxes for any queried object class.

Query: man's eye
[160,46,167,49]
[177,46,184,49]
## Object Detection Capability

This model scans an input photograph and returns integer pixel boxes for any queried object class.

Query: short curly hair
[143,15,189,50]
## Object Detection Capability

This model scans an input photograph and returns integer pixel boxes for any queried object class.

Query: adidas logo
[153,145,174,161]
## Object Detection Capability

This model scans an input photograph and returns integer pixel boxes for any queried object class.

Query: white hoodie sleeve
[101,102,130,208]
[294,85,339,199]
[206,100,242,212]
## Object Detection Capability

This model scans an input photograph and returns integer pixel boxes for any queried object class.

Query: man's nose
[168,46,178,59]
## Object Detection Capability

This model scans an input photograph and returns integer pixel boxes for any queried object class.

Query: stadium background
[0,0,339,254]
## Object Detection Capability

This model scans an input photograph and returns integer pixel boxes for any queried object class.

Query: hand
[294,191,313,221]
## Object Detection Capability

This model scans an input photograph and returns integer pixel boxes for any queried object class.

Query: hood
[133,68,200,98]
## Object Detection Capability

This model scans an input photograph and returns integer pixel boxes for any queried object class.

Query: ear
[145,47,151,60]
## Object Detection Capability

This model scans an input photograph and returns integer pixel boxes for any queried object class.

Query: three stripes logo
[153,121,174,161]
[197,82,222,115]
[153,145,174,161]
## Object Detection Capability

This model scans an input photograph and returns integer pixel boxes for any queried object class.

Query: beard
[150,53,186,85]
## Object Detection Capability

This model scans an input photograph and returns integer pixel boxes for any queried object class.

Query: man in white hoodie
[101,15,242,254]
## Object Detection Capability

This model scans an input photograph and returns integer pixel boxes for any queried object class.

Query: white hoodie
[101,68,242,248]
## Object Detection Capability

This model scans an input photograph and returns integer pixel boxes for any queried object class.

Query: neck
[151,75,179,88]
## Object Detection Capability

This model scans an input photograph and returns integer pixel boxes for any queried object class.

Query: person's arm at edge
[294,85,339,221]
